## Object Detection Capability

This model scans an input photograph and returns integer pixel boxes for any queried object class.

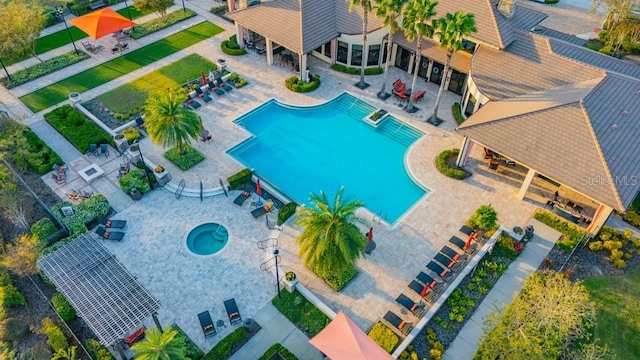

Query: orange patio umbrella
[69,8,137,40]
[309,311,393,360]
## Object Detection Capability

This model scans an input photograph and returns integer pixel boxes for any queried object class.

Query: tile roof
[508,5,547,31]
[435,0,513,48]
[533,26,586,46]
[335,0,384,35]
[393,33,472,73]
[549,39,640,79]
[301,0,339,53]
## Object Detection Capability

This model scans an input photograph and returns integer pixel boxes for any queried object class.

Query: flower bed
[285,75,321,93]
[51,194,110,235]
[1,51,90,89]
[436,149,469,180]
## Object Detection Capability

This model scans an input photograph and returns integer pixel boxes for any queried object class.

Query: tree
[466,204,497,231]
[131,327,185,360]
[592,0,640,29]
[474,271,595,360]
[0,234,43,276]
[294,186,367,277]
[374,0,407,98]
[348,0,373,89]
[401,0,438,113]
[133,0,174,22]
[144,90,200,155]
[0,1,46,63]
[431,11,476,124]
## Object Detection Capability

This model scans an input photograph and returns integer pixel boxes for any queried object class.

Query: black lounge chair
[434,252,461,272]
[233,190,252,205]
[95,226,125,241]
[251,200,274,218]
[408,280,436,302]
[441,245,467,263]
[198,311,217,338]
[383,311,413,335]
[88,143,98,157]
[224,298,242,325]
[450,235,477,253]
[460,225,474,236]
[216,77,233,92]
[396,294,427,317]
[427,261,452,281]
[416,271,444,294]
[195,87,212,103]
[135,116,145,129]
[184,95,201,110]
[99,144,110,158]
[98,216,127,229]
[208,81,225,95]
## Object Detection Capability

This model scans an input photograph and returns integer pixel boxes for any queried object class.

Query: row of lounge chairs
[87,144,110,158]
[384,225,483,336]
[391,79,426,102]
[232,188,276,218]
[183,78,234,111]
[198,298,242,339]
[94,217,128,241]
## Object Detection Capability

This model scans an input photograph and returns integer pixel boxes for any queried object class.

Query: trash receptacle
[243,318,254,330]
[130,188,142,200]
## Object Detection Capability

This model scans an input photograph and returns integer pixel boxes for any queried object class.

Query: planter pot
[243,318,254,329]
[114,134,128,153]
[69,92,82,106]
[283,278,298,293]
[130,188,142,200]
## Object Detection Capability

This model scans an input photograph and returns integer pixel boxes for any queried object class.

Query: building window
[314,46,322,53]
[381,43,388,64]
[461,40,476,54]
[337,41,348,63]
[324,42,332,57]
[351,44,363,66]
[465,94,477,117]
[367,45,380,66]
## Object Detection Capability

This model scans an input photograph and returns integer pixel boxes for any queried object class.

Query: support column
[517,168,537,200]
[443,68,453,90]
[456,137,471,167]
[390,44,398,66]
[426,60,434,82]
[330,39,337,64]
[300,53,308,82]
[408,53,415,74]
[587,204,613,235]
[266,38,273,66]
[235,23,245,48]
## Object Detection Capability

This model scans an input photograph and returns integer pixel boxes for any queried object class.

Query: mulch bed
[82,99,139,130]
[445,154,472,179]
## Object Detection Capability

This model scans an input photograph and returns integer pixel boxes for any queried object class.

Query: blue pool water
[227,93,428,223]
[186,223,228,255]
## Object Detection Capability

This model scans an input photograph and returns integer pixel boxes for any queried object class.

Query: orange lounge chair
[393,84,407,101]
[413,90,426,102]
[251,199,274,218]
[384,311,413,335]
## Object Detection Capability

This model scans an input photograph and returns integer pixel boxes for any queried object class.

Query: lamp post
[133,139,152,187]
[122,0,135,32]
[57,7,79,55]
[0,57,11,81]
[273,249,281,298]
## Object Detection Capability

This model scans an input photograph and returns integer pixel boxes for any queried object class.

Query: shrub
[227,168,253,190]
[622,210,640,228]
[0,285,26,308]
[221,35,247,56]
[545,0,559,3]
[430,348,443,360]
[228,73,248,88]
[51,293,77,322]
[609,249,623,261]
[277,202,298,225]
[0,121,63,175]
[613,259,626,269]
[588,241,603,251]
[316,266,358,291]
[1,51,90,88]
[119,169,151,195]
[368,322,398,353]
[164,146,205,170]
[171,325,204,360]
[467,205,498,231]
[533,210,590,252]
[495,232,519,259]
[31,218,58,242]
[85,339,115,360]
[52,194,111,235]
[41,317,68,352]
[121,127,141,143]
[436,149,466,179]
[203,326,248,359]
[258,343,299,360]
[452,102,465,124]
[0,318,29,341]
[44,105,114,153]
[285,74,321,93]
[330,63,384,75]
[603,240,623,251]
[130,9,196,39]
[0,268,12,287]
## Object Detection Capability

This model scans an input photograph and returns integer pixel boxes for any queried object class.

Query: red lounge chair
[413,90,426,102]
[393,84,407,101]
[124,327,145,346]
[392,79,404,91]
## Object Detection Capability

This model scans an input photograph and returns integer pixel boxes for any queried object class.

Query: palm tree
[401,0,438,113]
[431,11,476,124]
[131,327,185,360]
[144,90,200,155]
[374,0,407,98]
[294,186,367,277]
[348,0,373,89]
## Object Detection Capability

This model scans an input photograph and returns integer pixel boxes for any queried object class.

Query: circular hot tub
[186,223,228,256]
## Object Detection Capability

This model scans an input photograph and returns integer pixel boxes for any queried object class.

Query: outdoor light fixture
[0,57,11,81]
[57,7,80,55]
[122,0,135,32]
[273,249,281,298]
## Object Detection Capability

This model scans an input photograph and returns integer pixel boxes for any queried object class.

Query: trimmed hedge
[452,102,465,124]
[44,105,114,153]
[0,120,63,175]
[203,327,248,359]
[51,293,77,322]
[52,194,110,235]
[31,218,58,241]
[436,149,466,180]
[130,9,196,39]
[277,202,298,225]
[368,322,398,353]
[228,168,253,190]
[331,63,384,75]
[1,51,90,89]
[285,74,321,93]
[258,343,298,360]
[533,209,591,252]
[316,266,358,291]
[164,146,205,170]
[41,317,67,352]
[221,35,247,56]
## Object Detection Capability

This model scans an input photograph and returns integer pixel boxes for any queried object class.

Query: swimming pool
[227,93,428,223]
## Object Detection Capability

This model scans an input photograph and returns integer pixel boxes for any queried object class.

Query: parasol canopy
[69,8,137,40]
[309,311,393,360]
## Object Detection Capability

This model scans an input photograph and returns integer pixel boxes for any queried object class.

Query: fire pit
[78,164,104,183]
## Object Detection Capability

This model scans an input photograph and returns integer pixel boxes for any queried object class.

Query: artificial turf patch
[20,21,223,113]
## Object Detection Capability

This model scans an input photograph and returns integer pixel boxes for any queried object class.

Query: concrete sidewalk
[229,303,323,360]
[442,219,561,360]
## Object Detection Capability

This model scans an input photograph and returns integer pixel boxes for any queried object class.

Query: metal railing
[175,179,185,200]
[257,238,278,249]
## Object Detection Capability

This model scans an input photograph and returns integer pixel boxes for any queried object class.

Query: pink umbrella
[256,179,262,195]
[367,227,373,242]
[201,71,207,86]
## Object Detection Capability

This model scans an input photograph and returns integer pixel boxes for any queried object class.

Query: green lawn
[97,54,217,113]
[20,22,223,113]
[271,290,330,337]
[33,7,150,58]
[582,268,640,359]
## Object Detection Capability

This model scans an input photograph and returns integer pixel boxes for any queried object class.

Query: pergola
[38,233,160,346]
